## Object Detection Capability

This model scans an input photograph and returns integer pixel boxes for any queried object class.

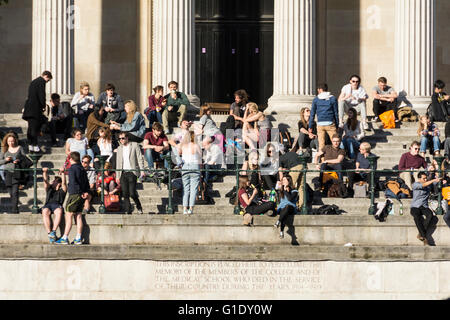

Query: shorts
[42,203,64,213]
[65,194,84,213]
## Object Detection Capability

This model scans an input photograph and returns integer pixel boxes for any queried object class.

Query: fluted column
[395,0,435,111]
[267,0,316,114]
[32,0,75,101]
[152,0,199,109]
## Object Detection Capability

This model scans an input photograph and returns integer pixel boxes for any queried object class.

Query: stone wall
[0,0,32,113]
[0,259,449,299]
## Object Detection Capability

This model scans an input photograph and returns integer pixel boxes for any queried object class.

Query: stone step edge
[0,244,449,262]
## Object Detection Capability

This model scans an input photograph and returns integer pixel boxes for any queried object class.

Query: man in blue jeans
[142,122,170,175]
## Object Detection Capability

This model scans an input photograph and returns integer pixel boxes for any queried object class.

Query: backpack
[374,199,393,222]
[384,178,411,199]
[316,204,340,215]
[226,186,237,205]
[427,102,448,122]
[196,180,214,205]
[397,107,418,122]
[327,179,348,198]
[279,129,293,152]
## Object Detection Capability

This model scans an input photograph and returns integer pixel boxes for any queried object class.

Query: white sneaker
[187,208,193,215]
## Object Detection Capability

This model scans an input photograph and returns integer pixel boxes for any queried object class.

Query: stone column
[395,0,435,111]
[32,0,75,101]
[267,0,316,114]
[137,0,152,113]
[152,0,199,109]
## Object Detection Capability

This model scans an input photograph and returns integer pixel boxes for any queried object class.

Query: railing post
[96,155,109,214]
[164,154,174,214]
[368,155,380,215]
[299,154,310,215]
[434,155,445,215]
[233,151,241,215]
[29,154,40,214]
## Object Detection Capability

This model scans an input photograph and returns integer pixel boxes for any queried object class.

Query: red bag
[104,194,120,212]
[63,155,72,174]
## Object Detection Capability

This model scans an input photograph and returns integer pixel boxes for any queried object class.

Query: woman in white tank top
[180,131,202,215]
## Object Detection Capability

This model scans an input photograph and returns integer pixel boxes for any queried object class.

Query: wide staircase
[0,112,449,252]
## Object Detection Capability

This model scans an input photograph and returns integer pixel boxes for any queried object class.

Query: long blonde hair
[125,100,138,124]
[417,115,430,136]
[247,102,259,114]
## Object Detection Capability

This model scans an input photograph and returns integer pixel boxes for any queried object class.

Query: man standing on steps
[56,152,89,245]
[410,171,440,246]
[116,132,145,215]
[22,70,53,153]
[309,83,339,152]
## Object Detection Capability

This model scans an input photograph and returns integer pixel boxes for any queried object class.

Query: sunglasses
[351,80,360,83]
[119,137,127,140]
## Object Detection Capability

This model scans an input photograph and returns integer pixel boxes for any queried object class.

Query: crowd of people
[1,70,449,245]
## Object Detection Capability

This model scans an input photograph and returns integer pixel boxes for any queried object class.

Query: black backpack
[427,102,448,122]
[279,129,293,152]
[316,204,340,215]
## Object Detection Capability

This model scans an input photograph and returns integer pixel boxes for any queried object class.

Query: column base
[187,95,201,112]
[59,94,74,103]
[266,94,315,115]
[397,94,431,115]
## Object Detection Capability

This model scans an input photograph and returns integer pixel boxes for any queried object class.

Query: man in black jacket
[56,152,89,245]
[22,71,52,153]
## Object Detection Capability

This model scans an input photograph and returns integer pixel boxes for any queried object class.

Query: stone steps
[0,214,448,246]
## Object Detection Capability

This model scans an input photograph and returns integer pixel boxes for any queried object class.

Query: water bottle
[399,203,404,216]
[269,189,276,202]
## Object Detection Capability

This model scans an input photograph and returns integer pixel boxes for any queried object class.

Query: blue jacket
[121,112,146,138]
[68,163,89,195]
[309,92,339,128]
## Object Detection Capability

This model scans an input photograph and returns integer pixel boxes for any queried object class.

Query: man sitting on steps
[162,81,189,134]
[398,141,428,191]
[314,134,346,188]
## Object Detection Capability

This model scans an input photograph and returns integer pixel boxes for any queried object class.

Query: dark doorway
[195,0,274,106]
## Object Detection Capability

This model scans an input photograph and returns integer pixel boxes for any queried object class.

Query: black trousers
[120,172,142,213]
[49,117,72,142]
[298,132,318,150]
[26,118,42,146]
[278,205,295,232]
[262,174,278,190]
[347,172,369,188]
[373,99,398,118]
[7,183,19,213]
[410,207,435,239]
[245,201,276,216]
[127,134,144,144]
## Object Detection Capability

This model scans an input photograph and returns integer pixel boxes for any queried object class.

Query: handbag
[353,181,368,198]
[104,194,120,212]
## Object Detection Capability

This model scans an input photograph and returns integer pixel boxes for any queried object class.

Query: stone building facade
[1,0,449,114]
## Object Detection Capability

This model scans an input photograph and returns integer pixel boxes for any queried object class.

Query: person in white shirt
[338,75,369,130]
[71,82,95,131]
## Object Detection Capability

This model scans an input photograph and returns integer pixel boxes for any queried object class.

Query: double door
[195,0,274,105]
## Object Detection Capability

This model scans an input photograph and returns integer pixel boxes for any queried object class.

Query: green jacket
[164,92,190,108]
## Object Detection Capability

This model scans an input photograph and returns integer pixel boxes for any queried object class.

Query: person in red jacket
[398,141,428,190]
